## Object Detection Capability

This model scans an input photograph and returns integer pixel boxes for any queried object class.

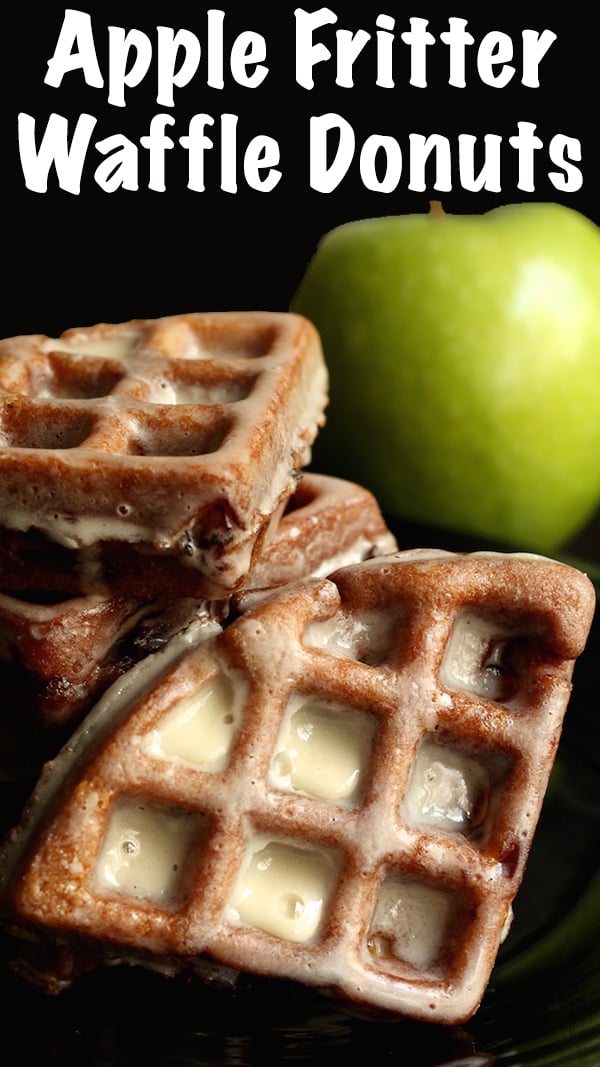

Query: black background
[0,3,597,338]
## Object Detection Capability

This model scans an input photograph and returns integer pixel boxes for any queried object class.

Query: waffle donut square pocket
[0,549,594,1024]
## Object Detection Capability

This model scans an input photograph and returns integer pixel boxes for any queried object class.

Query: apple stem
[429,201,446,219]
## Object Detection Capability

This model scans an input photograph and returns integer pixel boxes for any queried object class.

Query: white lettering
[95,134,139,191]
[156,27,201,106]
[522,29,556,88]
[140,114,176,191]
[295,7,337,89]
[409,134,452,191]
[360,135,403,192]
[309,113,355,191]
[230,29,268,87]
[179,114,214,192]
[107,26,153,107]
[243,134,281,191]
[18,111,96,194]
[220,113,238,193]
[45,9,103,89]
[375,14,395,88]
[400,17,435,88]
[548,134,583,192]
[335,27,371,87]
[440,17,475,88]
[459,134,503,191]
[476,31,514,88]
[509,121,544,191]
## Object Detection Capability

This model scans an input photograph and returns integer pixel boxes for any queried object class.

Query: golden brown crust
[0,470,395,601]
[1,550,594,1024]
[0,473,396,733]
[239,471,398,598]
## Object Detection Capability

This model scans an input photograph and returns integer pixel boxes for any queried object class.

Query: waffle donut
[0,472,396,822]
[239,471,398,598]
[0,550,593,1022]
[0,473,396,731]
[0,472,395,601]
[0,312,328,599]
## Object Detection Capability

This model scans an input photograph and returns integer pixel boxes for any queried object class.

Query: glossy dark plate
[1,519,599,1067]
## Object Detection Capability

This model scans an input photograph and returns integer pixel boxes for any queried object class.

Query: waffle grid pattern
[0,312,327,597]
[8,551,595,1023]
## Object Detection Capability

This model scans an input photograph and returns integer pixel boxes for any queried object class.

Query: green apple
[291,202,600,552]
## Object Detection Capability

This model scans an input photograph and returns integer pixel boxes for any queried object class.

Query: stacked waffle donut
[0,312,595,1026]
[0,311,398,782]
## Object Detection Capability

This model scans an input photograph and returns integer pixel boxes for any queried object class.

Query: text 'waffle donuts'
[0,550,594,1024]
[0,312,328,599]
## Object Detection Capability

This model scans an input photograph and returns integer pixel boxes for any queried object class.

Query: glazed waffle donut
[0,473,396,732]
[0,594,220,732]
[0,472,395,600]
[0,472,396,817]
[239,471,398,597]
[0,312,328,599]
[0,598,222,841]
[0,550,593,1022]
[0,592,150,730]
